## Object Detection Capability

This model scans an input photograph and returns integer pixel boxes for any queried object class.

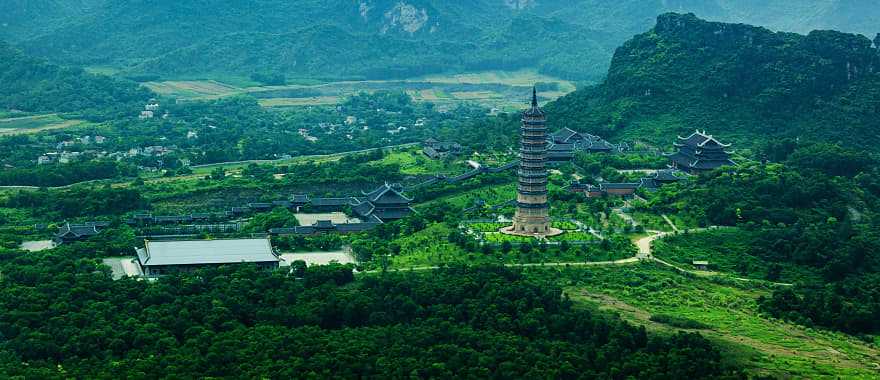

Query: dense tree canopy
[0,247,742,379]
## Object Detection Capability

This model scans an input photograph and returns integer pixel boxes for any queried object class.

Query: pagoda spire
[531,86,538,107]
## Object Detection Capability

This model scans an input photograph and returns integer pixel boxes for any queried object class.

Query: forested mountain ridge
[127,17,615,81]
[2,1,877,82]
[548,13,880,150]
[5,0,616,81]
[0,41,152,121]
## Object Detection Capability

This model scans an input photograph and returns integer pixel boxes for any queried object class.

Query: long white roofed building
[135,238,280,276]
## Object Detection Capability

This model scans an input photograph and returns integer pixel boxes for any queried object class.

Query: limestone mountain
[547,13,880,150]
[0,1,877,81]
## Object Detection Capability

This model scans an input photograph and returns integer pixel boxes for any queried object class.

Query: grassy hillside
[0,42,152,121]
[548,13,880,150]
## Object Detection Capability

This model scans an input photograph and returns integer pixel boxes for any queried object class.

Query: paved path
[636,231,666,259]
[102,257,143,280]
[661,214,679,232]
[572,220,605,239]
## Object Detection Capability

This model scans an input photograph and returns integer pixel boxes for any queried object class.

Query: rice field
[141,69,577,108]
[143,80,242,99]
[0,114,87,135]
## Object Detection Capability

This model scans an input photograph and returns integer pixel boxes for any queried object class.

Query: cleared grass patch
[373,149,464,175]
[143,80,241,99]
[559,264,880,379]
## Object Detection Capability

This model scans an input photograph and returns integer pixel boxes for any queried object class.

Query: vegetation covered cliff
[548,13,880,150]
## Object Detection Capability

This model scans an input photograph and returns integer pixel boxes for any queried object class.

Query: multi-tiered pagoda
[502,89,562,237]
[666,130,736,173]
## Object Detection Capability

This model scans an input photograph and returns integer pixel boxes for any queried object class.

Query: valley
[142,69,578,111]
[0,5,878,379]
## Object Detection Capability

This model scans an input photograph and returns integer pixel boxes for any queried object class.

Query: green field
[143,69,577,109]
[0,114,87,135]
[371,150,455,175]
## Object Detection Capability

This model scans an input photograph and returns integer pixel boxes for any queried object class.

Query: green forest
[0,42,151,121]
[0,250,742,378]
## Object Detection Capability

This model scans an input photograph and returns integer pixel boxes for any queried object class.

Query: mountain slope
[3,1,877,82]
[0,42,152,120]
[547,13,880,150]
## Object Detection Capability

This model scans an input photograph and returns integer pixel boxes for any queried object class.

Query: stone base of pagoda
[499,225,564,238]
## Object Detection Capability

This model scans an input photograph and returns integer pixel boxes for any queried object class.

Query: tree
[501,241,513,254]
[290,260,307,277]
[210,167,225,180]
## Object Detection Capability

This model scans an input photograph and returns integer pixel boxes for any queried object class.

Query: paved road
[102,257,143,280]
[636,231,666,259]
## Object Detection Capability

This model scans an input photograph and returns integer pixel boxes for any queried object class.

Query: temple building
[422,138,462,159]
[135,238,280,276]
[639,169,685,189]
[546,127,616,162]
[502,89,562,237]
[53,222,108,244]
[666,130,736,173]
[351,183,414,223]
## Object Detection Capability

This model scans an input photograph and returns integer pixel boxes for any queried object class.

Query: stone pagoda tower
[502,88,562,237]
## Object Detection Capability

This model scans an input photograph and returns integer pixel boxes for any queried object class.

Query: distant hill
[547,13,880,150]
[1,1,877,82]
[0,42,152,121]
